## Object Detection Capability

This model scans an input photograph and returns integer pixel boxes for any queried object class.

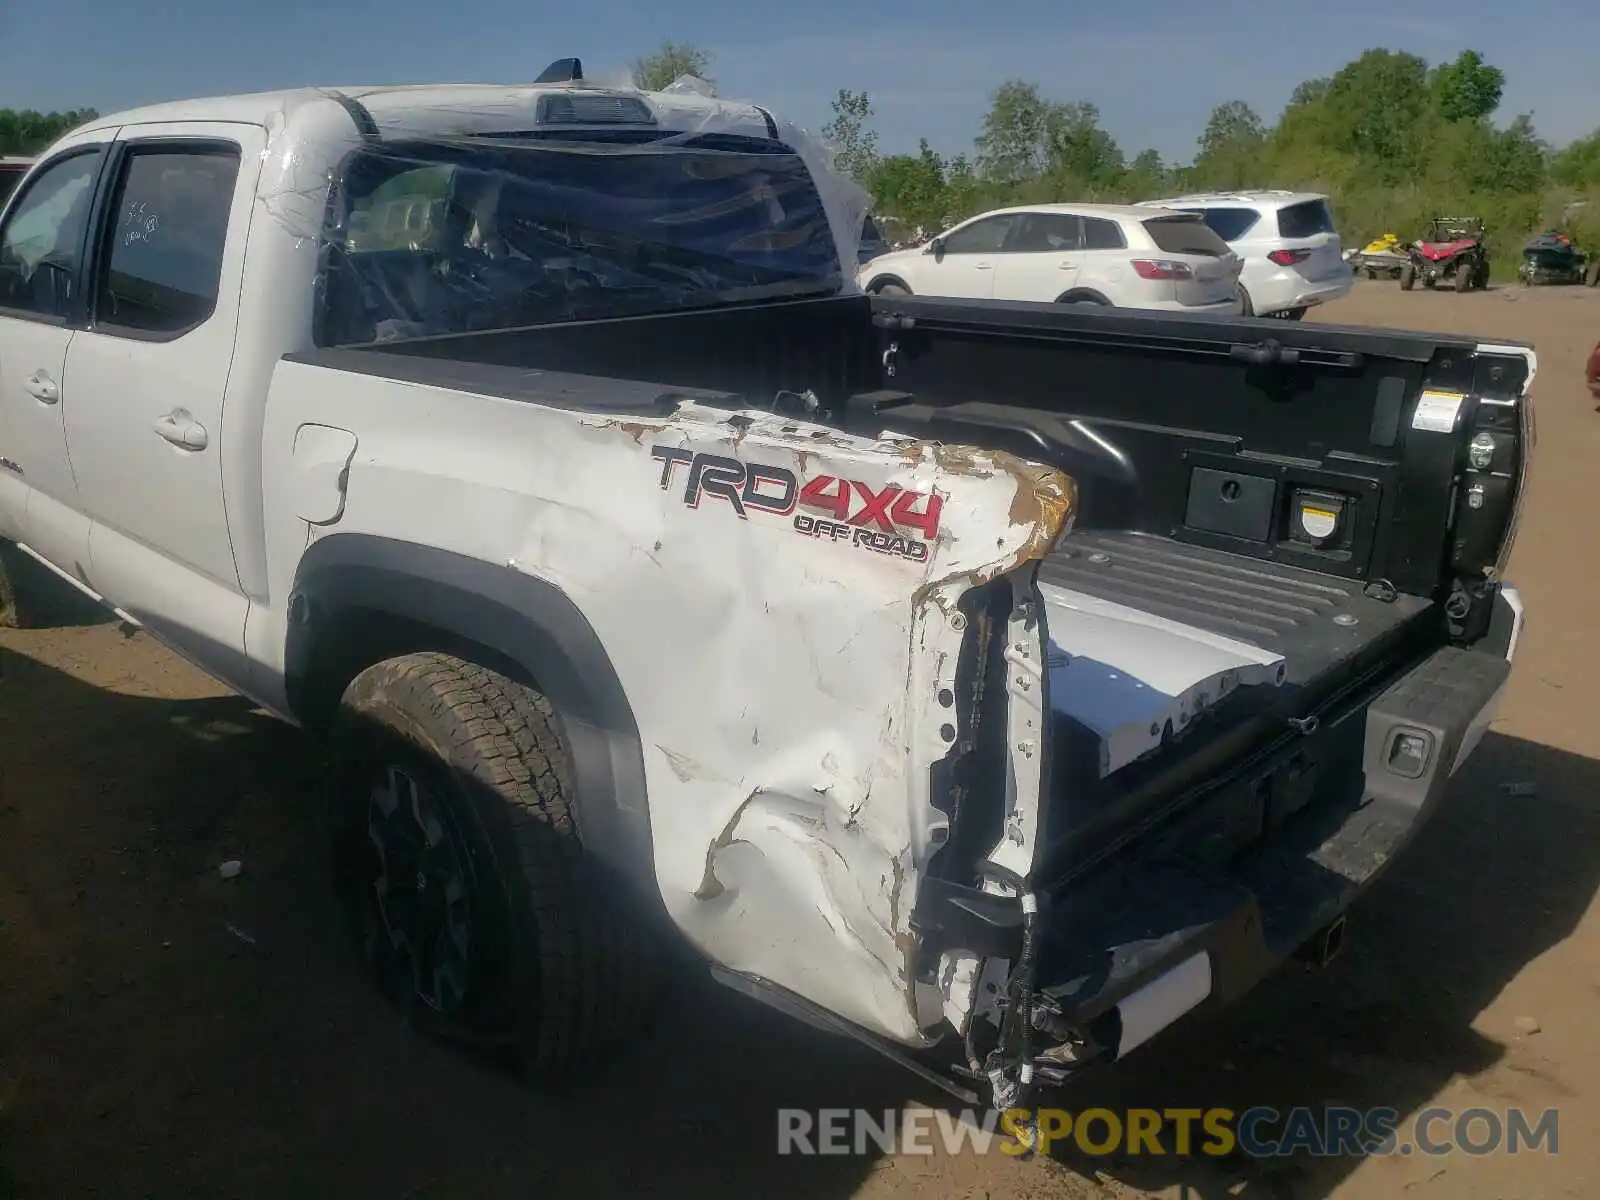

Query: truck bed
[315,289,1528,883]
[1041,529,1434,688]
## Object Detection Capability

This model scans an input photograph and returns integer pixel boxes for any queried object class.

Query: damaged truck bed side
[0,66,1529,1111]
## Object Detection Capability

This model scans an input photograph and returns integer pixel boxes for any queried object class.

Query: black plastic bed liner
[1038,529,1435,687]
[1034,529,1444,873]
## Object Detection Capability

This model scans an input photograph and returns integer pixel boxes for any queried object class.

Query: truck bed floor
[1038,530,1433,688]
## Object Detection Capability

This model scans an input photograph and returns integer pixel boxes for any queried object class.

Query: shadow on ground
[0,551,114,636]
[0,643,935,1199]
[2,640,1597,1198]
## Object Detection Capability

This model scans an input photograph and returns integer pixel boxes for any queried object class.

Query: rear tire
[1235,284,1254,316]
[1587,261,1600,288]
[1455,266,1473,293]
[871,281,909,296]
[1399,264,1416,291]
[329,652,660,1079]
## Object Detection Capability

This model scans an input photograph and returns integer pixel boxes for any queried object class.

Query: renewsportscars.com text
[777,1105,1560,1158]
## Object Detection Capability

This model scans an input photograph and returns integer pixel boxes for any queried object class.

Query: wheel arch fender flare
[285,533,656,903]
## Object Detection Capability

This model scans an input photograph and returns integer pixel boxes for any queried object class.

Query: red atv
[1399,216,1490,292]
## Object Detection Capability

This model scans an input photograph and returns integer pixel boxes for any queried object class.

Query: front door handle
[154,409,209,451]
[974,262,994,270]
[24,373,59,404]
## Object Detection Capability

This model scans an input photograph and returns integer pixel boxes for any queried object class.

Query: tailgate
[1176,255,1237,306]
[1035,529,1437,867]
[1291,234,1346,282]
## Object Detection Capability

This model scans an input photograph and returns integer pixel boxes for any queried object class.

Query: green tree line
[816,47,1600,269]
[642,42,1600,266]
[17,43,1600,268]
[0,109,98,156]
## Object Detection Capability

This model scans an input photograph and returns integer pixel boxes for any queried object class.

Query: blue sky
[3,0,1597,164]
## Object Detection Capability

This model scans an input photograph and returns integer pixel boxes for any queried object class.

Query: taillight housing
[1449,351,1536,586]
[1268,248,1312,267]
[1131,258,1194,280]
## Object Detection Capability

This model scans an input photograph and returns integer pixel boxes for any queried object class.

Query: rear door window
[1081,217,1126,250]
[94,144,241,337]
[1276,199,1335,239]
[1010,213,1082,252]
[1142,216,1231,256]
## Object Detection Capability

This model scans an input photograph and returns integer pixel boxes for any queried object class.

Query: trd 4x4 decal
[651,446,942,564]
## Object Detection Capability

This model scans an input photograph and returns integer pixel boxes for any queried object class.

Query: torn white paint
[1115,951,1213,1056]
[1039,582,1285,778]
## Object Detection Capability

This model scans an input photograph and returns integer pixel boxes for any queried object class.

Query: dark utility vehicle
[1517,231,1590,286]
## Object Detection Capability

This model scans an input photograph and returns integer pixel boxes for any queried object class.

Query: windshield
[315,133,845,347]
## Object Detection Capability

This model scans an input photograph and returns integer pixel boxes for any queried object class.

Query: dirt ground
[2,282,1598,1200]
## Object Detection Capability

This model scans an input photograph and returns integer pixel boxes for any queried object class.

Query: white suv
[857,203,1243,314]
[1133,191,1352,320]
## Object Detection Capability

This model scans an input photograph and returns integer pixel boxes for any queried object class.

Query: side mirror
[927,237,945,260]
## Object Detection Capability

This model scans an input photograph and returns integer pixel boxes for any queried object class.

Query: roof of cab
[81,81,743,135]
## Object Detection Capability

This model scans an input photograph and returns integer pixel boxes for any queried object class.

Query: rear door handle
[974,262,994,270]
[154,409,209,451]
[24,373,58,404]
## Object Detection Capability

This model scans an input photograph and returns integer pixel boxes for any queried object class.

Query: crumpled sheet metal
[267,357,1072,1045]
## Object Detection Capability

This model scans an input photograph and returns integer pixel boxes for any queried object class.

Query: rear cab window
[1276,198,1335,239]
[1141,215,1232,257]
[316,131,846,347]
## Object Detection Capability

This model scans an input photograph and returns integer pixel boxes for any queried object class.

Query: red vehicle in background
[1400,215,1491,292]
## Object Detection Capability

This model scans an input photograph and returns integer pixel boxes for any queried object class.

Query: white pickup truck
[0,60,1532,1113]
